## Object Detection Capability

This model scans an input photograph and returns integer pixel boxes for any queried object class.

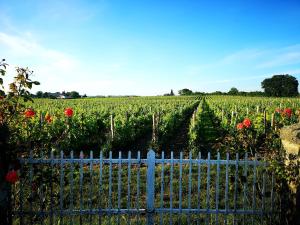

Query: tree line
[34,91,87,99]
[177,74,299,97]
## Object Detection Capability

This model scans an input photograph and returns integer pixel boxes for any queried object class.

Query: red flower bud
[64,108,73,117]
[275,108,281,114]
[236,123,244,130]
[5,170,19,184]
[45,114,52,123]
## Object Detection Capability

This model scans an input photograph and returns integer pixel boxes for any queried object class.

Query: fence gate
[12,149,279,224]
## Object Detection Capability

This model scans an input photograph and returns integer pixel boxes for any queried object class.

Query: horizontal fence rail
[12,150,279,225]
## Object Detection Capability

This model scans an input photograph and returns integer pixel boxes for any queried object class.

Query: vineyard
[3,95,300,224]
[12,95,300,159]
[13,96,200,156]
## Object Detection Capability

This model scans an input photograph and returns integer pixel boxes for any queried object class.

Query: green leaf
[0,69,5,76]
[33,81,40,85]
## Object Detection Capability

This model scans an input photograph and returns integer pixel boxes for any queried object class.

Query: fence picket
[215,152,220,224]
[179,151,183,225]
[79,151,84,225]
[225,152,229,225]
[29,151,33,225]
[89,151,93,225]
[70,151,74,225]
[117,151,122,225]
[159,151,165,225]
[146,150,155,225]
[206,152,211,225]
[59,151,64,225]
[108,151,112,225]
[136,151,141,225]
[234,153,239,225]
[170,151,174,225]
[197,152,202,225]
[252,154,258,225]
[12,149,278,225]
[188,151,192,225]
[98,151,103,225]
[242,153,248,225]
[19,152,24,225]
[127,151,131,225]
[50,151,54,225]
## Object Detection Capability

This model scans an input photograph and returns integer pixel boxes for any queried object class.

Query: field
[11,95,300,157]
[7,95,300,224]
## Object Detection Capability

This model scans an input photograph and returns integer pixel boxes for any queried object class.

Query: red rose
[283,108,292,118]
[243,118,251,128]
[64,108,73,117]
[236,123,244,130]
[5,170,19,184]
[24,108,35,118]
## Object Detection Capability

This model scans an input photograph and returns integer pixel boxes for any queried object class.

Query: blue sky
[1,0,300,96]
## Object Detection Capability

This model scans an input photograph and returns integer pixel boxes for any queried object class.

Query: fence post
[146,149,155,225]
[110,114,114,140]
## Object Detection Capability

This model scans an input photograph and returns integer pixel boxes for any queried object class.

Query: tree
[69,91,80,98]
[178,88,193,96]
[170,89,174,96]
[42,92,49,98]
[36,91,43,98]
[261,75,298,97]
[228,87,239,95]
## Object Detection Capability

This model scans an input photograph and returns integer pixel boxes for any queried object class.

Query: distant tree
[247,91,265,97]
[36,91,43,98]
[82,94,87,98]
[194,91,205,95]
[42,92,49,98]
[261,74,298,97]
[69,91,80,98]
[239,91,247,96]
[178,88,193,96]
[228,87,239,95]
[170,89,174,96]
[208,91,225,95]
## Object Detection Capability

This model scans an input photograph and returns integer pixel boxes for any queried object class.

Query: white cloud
[0,31,81,92]
[257,52,300,68]
[0,32,77,70]
[0,31,134,95]
[187,45,300,82]
[220,49,265,65]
